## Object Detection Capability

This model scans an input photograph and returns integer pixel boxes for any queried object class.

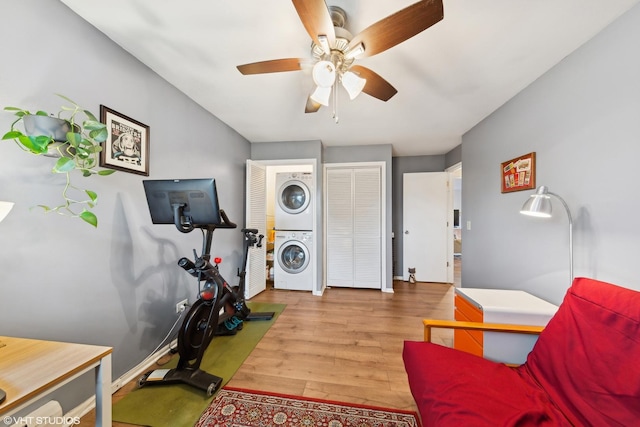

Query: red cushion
[403,341,570,426]
[523,277,640,426]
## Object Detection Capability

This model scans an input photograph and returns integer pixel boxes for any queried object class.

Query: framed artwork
[501,152,535,193]
[100,105,150,176]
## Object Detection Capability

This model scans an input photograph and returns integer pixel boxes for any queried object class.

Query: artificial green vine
[2,94,116,227]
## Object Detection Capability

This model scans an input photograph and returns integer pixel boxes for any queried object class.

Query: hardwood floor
[229,281,454,411]
[78,279,455,425]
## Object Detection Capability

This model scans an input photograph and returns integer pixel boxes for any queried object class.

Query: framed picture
[100,105,150,176]
[501,152,535,193]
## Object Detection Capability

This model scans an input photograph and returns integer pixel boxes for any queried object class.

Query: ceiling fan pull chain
[333,82,339,124]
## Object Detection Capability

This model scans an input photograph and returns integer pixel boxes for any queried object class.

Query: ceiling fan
[237,0,444,119]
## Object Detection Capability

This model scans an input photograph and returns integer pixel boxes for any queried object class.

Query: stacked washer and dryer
[273,172,314,291]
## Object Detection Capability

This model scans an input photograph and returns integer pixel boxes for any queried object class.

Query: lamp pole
[547,191,574,284]
[520,187,574,286]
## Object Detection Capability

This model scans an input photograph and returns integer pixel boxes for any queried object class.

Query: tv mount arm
[170,201,238,260]
[177,209,238,287]
[199,210,237,258]
[172,203,194,233]
[171,203,238,237]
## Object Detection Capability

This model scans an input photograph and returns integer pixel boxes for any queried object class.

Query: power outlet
[176,298,188,314]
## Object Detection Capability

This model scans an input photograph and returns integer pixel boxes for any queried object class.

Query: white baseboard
[110,338,177,393]
[10,400,65,427]
[65,339,176,420]
[393,275,404,281]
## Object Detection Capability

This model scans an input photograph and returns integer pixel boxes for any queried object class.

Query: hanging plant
[2,94,116,227]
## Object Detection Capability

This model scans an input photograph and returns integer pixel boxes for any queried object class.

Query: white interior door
[403,172,451,283]
[245,160,267,299]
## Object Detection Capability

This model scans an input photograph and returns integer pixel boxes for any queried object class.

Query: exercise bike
[138,189,274,396]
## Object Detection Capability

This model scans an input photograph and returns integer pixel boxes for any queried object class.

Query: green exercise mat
[112,302,285,427]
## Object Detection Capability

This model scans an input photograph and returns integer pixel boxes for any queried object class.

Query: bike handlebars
[215,209,237,229]
[178,254,226,297]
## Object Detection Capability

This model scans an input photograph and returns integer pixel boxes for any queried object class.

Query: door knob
[405,230,409,234]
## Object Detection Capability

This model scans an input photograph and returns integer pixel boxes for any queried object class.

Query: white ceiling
[60,0,639,156]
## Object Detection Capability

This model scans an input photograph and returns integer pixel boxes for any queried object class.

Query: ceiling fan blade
[349,65,398,101]
[346,0,443,59]
[305,96,322,113]
[237,58,303,75]
[292,0,336,51]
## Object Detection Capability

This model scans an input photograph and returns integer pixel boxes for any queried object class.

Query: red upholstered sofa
[403,277,640,426]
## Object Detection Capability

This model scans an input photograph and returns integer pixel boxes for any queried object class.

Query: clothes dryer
[274,231,313,291]
[275,172,313,231]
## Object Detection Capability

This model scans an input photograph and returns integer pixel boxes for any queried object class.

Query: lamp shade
[520,186,552,217]
[310,85,332,106]
[312,60,336,88]
[0,201,14,223]
[341,71,366,100]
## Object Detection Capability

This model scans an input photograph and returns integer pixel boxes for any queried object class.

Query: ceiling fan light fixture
[341,70,367,100]
[310,85,332,106]
[317,35,331,55]
[312,60,336,88]
[344,43,365,60]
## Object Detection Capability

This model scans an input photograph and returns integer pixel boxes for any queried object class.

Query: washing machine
[275,172,313,231]
[274,231,314,291]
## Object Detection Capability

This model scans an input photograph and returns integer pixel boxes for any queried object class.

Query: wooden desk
[0,336,112,426]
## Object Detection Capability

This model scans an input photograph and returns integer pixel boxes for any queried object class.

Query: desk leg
[94,354,112,427]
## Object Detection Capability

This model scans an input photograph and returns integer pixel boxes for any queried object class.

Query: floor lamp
[0,200,13,403]
[0,201,13,223]
[520,186,574,285]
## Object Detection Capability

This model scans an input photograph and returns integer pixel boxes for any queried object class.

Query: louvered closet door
[245,160,267,299]
[353,168,381,288]
[326,169,354,287]
[326,167,381,289]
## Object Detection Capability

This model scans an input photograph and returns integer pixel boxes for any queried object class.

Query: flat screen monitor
[143,178,221,231]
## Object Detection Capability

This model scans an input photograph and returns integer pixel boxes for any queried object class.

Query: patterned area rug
[196,387,421,427]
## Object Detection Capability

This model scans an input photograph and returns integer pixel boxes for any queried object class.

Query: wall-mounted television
[143,178,221,232]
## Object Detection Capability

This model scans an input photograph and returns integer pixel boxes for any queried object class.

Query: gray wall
[0,0,249,413]
[251,140,322,161]
[461,3,640,305]
[445,144,462,169]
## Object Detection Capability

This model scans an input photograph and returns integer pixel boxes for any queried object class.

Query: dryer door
[278,180,310,215]
[278,240,310,274]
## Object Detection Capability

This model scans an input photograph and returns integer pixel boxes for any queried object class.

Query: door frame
[323,161,388,292]
[246,158,320,295]
[446,162,462,287]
